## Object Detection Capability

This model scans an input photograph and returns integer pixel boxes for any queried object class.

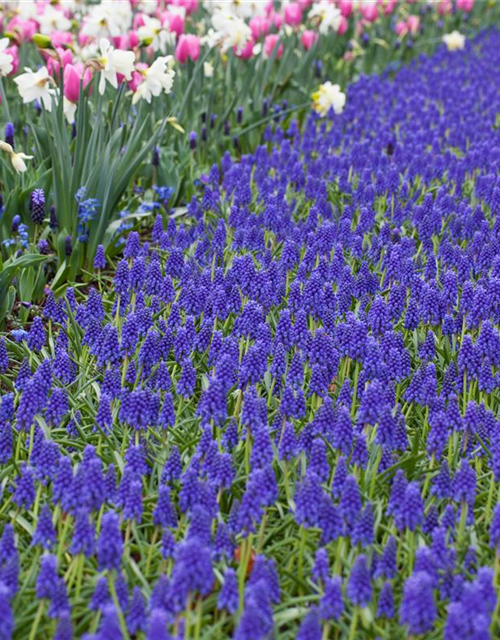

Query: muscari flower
[400,571,437,635]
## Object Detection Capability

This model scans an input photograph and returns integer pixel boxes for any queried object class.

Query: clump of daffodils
[312,81,346,118]
[443,31,466,52]
[132,56,176,105]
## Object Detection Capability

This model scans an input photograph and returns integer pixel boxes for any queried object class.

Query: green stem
[193,598,203,640]
[28,600,44,640]
[184,593,193,640]
[457,501,468,549]
[108,573,130,640]
[298,526,307,593]
[145,528,159,576]
[322,622,331,640]
[348,607,359,640]
[238,535,253,616]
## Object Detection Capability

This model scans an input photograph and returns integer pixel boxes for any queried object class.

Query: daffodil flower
[312,81,346,118]
[132,56,175,105]
[97,38,135,95]
[0,38,14,77]
[14,66,56,111]
[0,140,33,173]
[443,31,466,52]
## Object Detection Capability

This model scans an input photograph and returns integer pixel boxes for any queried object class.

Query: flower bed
[1,26,500,639]
[0,0,495,324]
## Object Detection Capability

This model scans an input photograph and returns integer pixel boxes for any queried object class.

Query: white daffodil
[203,62,214,78]
[137,16,164,51]
[11,0,38,20]
[312,81,346,117]
[38,5,72,35]
[132,56,175,105]
[63,97,77,125]
[201,28,221,49]
[443,31,466,52]
[309,0,342,35]
[211,11,251,54]
[0,140,33,173]
[14,66,56,111]
[0,38,13,77]
[97,38,135,95]
[204,0,265,19]
[81,2,132,39]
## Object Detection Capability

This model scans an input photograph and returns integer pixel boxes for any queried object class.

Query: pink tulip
[51,31,73,48]
[78,33,90,47]
[166,13,185,36]
[114,35,127,49]
[395,20,408,37]
[234,38,254,60]
[63,64,82,103]
[300,30,318,50]
[60,48,73,67]
[6,17,38,42]
[270,11,283,29]
[457,0,474,11]
[128,64,147,92]
[175,34,200,63]
[170,0,198,15]
[129,31,140,48]
[35,0,51,16]
[406,15,420,35]
[264,34,283,59]
[249,15,270,40]
[133,13,146,30]
[46,47,73,76]
[360,3,378,22]
[378,0,397,16]
[338,16,348,35]
[284,2,303,27]
[63,63,92,103]
[338,0,353,18]
[437,0,452,15]
[298,0,313,8]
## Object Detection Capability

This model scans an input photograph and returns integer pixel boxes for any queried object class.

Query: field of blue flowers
[2,1,500,639]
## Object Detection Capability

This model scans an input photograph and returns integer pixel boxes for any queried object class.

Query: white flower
[204,0,265,19]
[443,31,465,52]
[81,2,132,39]
[253,42,262,56]
[0,38,13,77]
[38,5,72,35]
[11,0,38,20]
[137,16,165,52]
[97,38,135,95]
[14,66,56,111]
[63,97,77,124]
[201,28,221,49]
[167,5,186,19]
[203,62,214,78]
[309,1,342,35]
[0,140,33,173]
[132,56,175,105]
[211,11,251,54]
[312,81,346,117]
